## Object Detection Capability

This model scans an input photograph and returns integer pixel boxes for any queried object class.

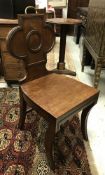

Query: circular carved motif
[7,26,27,59]
[26,30,42,53]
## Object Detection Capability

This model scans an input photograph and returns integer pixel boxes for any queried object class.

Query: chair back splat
[6,14,55,83]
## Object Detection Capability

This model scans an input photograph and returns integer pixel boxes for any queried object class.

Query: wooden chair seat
[21,73,98,118]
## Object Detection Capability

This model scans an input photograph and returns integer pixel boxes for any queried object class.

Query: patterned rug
[0,88,92,175]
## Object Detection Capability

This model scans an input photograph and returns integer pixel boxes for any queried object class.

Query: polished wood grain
[7,14,99,171]
[21,73,98,118]
[0,18,18,25]
[46,18,81,25]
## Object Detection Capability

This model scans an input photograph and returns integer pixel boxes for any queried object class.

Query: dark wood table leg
[81,102,96,141]
[75,24,81,44]
[53,24,76,76]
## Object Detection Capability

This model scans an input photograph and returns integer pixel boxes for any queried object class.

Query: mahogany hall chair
[6,14,99,170]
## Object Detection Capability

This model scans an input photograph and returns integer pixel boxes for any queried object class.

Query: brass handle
[25,6,35,14]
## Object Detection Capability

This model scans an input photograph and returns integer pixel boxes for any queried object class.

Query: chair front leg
[81,102,96,141]
[18,87,27,130]
[44,117,56,171]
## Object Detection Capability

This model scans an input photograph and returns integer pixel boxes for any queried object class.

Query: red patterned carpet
[0,88,92,175]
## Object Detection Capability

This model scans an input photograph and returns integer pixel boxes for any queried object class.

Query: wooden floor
[47,36,76,72]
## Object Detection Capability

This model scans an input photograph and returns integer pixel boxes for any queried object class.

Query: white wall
[63,8,67,18]
[35,0,47,8]
[35,0,68,18]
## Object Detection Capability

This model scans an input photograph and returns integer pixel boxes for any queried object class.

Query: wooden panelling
[0,19,26,82]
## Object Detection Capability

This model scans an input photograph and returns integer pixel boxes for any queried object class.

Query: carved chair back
[6,14,55,83]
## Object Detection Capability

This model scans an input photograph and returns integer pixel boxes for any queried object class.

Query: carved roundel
[26,29,42,53]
